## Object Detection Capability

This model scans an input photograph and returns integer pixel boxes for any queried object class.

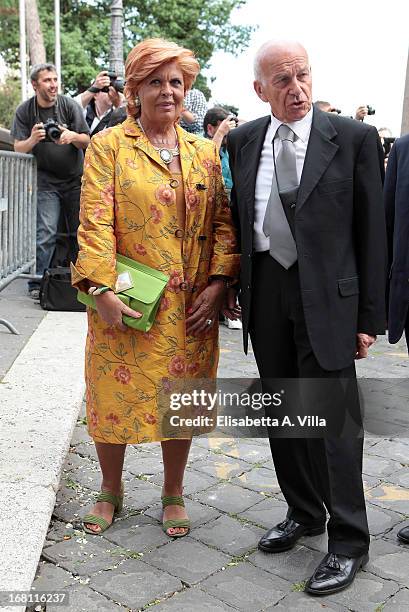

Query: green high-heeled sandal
[82,481,124,535]
[161,495,190,538]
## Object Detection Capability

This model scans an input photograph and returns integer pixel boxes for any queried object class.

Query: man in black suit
[384,134,409,546]
[227,40,387,595]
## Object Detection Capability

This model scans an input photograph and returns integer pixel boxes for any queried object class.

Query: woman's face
[138,61,185,125]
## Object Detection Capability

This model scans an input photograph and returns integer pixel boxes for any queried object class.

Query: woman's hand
[186,280,227,337]
[94,291,142,332]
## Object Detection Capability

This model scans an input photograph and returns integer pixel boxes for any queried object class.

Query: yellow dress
[71,118,240,444]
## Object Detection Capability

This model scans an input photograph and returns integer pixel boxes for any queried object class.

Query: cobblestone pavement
[30,329,409,611]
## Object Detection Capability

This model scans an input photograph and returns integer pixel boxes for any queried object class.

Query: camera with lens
[101,71,125,94]
[228,113,239,126]
[43,118,61,142]
[366,105,375,115]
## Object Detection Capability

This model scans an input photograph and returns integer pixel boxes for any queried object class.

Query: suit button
[175,229,184,238]
[179,282,188,291]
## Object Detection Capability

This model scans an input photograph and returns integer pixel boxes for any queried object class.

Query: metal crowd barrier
[0,151,37,334]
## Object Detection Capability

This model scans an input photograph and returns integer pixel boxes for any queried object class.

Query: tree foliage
[0,0,254,97]
[0,73,21,128]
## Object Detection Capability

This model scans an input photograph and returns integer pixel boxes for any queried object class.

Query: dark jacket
[227,107,387,370]
[384,134,409,343]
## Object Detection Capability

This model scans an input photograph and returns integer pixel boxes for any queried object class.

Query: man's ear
[31,80,37,92]
[253,80,267,103]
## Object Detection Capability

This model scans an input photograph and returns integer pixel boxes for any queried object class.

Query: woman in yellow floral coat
[71,39,240,537]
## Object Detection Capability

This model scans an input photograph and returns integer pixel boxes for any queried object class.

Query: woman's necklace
[137,118,180,165]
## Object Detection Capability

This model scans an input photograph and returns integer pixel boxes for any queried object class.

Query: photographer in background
[74,70,126,136]
[355,104,376,121]
[11,63,90,299]
[203,107,238,193]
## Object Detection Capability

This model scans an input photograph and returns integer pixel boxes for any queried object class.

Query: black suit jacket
[227,107,387,371]
[384,134,409,344]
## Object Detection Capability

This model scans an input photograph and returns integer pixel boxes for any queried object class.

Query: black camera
[101,71,125,94]
[43,118,61,142]
[367,105,375,115]
[228,113,239,126]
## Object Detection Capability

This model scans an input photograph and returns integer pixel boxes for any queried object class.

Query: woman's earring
[135,95,140,106]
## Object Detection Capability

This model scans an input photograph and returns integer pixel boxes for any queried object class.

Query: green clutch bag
[77,253,169,332]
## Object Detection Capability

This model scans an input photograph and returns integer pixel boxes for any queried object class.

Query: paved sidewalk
[29,328,409,612]
[0,279,46,379]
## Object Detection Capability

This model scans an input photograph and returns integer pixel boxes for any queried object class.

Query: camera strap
[34,97,60,124]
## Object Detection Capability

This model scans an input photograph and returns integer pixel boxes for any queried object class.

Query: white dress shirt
[253,108,313,251]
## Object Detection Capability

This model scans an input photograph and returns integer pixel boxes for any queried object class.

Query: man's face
[254,46,312,123]
[32,70,58,105]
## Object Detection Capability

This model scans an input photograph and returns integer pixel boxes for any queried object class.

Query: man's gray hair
[30,63,57,82]
[254,43,270,81]
[253,40,309,82]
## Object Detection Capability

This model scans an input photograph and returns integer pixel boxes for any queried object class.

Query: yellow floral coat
[72,117,240,444]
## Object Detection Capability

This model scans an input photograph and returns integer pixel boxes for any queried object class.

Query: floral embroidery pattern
[168,355,186,378]
[155,184,176,206]
[134,243,147,256]
[114,365,131,385]
[186,188,200,211]
[150,204,163,224]
[167,270,183,293]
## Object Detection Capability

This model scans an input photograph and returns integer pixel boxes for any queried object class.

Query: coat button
[179,282,188,291]
[175,229,184,238]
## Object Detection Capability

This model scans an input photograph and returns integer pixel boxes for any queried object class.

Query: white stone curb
[0,311,87,611]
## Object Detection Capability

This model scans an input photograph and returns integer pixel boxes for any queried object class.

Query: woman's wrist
[88,286,112,296]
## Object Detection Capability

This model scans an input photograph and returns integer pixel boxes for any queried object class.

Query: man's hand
[186,281,227,336]
[108,86,123,108]
[30,123,46,145]
[355,333,376,359]
[92,71,110,92]
[57,126,90,149]
[57,126,77,145]
[94,291,142,331]
[355,105,368,121]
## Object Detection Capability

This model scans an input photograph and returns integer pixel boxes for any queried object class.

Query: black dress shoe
[397,526,409,543]
[258,518,326,553]
[305,552,369,596]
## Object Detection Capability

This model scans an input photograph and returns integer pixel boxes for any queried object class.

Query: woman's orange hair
[125,38,200,118]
